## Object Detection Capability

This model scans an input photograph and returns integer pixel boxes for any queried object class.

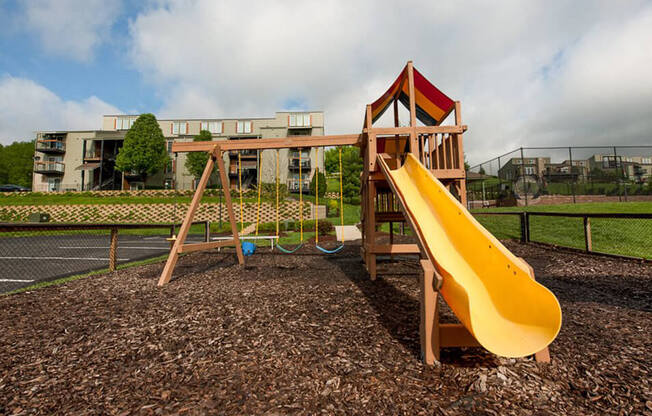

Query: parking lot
[0,233,205,293]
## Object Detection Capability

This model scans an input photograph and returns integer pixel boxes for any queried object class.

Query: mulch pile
[0,240,650,415]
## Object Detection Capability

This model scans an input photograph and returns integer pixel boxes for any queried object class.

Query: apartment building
[586,154,652,180]
[32,111,324,192]
[498,157,551,181]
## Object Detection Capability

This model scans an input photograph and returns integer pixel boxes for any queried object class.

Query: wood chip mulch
[0,240,650,415]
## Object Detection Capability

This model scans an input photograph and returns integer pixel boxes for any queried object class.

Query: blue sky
[1,0,651,164]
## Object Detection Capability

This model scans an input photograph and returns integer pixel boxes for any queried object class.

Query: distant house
[497,157,550,181]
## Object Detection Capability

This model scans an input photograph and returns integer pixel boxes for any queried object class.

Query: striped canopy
[370,64,455,126]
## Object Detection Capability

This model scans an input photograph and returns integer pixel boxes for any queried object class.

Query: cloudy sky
[0,0,651,164]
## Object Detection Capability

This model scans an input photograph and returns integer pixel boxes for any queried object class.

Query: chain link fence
[467,145,652,208]
[0,222,209,294]
[472,212,652,260]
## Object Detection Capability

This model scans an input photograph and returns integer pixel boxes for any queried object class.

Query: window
[525,166,535,175]
[172,121,188,135]
[116,117,136,130]
[200,121,223,134]
[643,158,651,164]
[289,113,311,127]
[236,121,252,134]
[167,141,173,153]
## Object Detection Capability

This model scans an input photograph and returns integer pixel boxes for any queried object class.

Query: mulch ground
[0,240,650,415]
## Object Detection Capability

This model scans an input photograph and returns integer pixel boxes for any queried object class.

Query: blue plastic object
[241,241,256,256]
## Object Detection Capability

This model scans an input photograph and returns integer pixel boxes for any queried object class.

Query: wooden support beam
[407,61,418,157]
[158,151,217,286]
[519,257,552,363]
[109,227,118,272]
[454,101,468,206]
[178,239,235,254]
[216,150,245,265]
[370,244,420,254]
[171,134,361,153]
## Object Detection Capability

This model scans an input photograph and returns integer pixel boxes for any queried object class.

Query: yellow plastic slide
[378,154,562,357]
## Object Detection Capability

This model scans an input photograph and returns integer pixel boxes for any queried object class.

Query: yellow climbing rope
[339,146,344,242]
[238,152,243,232]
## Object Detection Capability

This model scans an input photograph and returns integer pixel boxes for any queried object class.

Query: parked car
[0,184,30,192]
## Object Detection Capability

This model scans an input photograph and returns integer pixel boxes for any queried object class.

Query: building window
[172,122,188,135]
[167,141,173,153]
[236,121,252,134]
[116,117,136,130]
[289,113,311,127]
[643,157,651,164]
[200,121,223,134]
[525,166,535,175]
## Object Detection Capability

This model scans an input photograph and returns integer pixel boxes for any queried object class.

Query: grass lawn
[472,201,652,259]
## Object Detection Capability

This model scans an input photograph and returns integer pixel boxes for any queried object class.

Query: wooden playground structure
[158,61,555,364]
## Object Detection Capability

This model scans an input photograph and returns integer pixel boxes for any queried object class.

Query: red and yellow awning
[369,64,455,126]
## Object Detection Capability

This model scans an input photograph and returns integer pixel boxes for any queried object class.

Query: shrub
[309,172,327,198]
[327,199,339,217]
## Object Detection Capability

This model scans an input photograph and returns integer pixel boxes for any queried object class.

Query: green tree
[324,147,339,174]
[185,130,213,183]
[115,114,168,188]
[339,146,363,200]
[478,166,486,175]
[0,140,35,187]
[309,171,327,198]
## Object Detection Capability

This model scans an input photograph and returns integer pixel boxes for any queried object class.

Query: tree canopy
[185,130,213,181]
[323,146,363,202]
[0,140,34,187]
[309,171,327,198]
[115,113,168,187]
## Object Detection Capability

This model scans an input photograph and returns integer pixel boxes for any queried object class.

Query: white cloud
[0,75,120,144]
[22,0,122,62]
[126,0,652,164]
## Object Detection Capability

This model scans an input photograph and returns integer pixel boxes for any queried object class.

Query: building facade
[32,111,324,192]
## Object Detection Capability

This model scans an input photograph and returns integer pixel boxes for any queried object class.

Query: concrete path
[335,225,362,241]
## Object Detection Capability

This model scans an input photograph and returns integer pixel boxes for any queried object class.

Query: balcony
[287,179,310,193]
[34,161,65,175]
[288,159,310,171]
[228,160,257,176]
[84,149,102,160]
[36,140,65,154]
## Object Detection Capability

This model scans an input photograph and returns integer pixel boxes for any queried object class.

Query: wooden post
[454,101,467,206]
[393,98,401,164]
[519,257,551,363]
[204,220,210,243]
[158,152,217,285]
[584,217,592,252]
[364,105,377,280]
[420,259,440,364]
[216,150,245,265]
[109,227,118,272]
[407,61,418,157]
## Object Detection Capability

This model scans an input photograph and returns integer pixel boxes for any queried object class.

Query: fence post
[568,147,576,204]
[205,220,210,242]
[520,213,527,242]
[583,217,592,252]
[520,147,528,207]
[109,227,118,272]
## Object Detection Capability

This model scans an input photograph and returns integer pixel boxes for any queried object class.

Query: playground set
[158,61,562,365]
